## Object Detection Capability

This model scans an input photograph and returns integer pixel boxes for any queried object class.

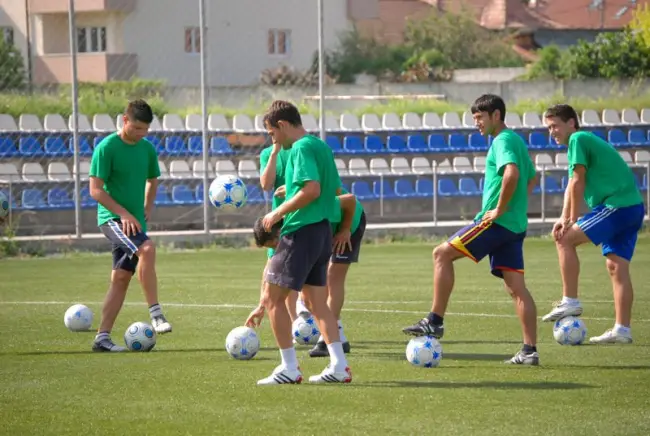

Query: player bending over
[252,100,351,385]
[88,99,172,352]
[248,190,367,358]
[542,104,645,344]
[402,94,540,365]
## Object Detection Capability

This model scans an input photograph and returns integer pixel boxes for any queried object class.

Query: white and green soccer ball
[406,336,443,368]
[225,326,260,360]
[553,316,587,345]
[208,174,248,211]
[124,321,157,352]
[63,304,93,331]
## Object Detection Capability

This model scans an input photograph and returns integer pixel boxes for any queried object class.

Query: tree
[0,39,26,91]
[630,3,650,48]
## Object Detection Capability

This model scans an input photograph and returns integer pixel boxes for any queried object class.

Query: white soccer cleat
[541,302,583,322]
[589,328,633,344]
[257,365,303,386]
[308,365,352,384]
[152,315,172,334]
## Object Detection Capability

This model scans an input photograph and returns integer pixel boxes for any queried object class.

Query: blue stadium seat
[21,189,46,209]
[93,136,106,149]
[165,136,187,156]
[172,185,195,204]
[79,186,97,208]
[69,137,93,157]
[0,189,17,208]
[364,135,383,153]
[47,188,75,209]
[351,181,375,200]
[394,178,416,198]
[145,136,164,156]
[592,130,606,140]
[561,176,569,189]
[343,136,364,154]
[643,174,648,190]
[187,136,203,155]
[387,135,407,153]
[210,136,234,155]
[529,132,549,150]
[608,129,628,147]
[550,136,561,149]
[0,137,17,157]
[438,178,458,197]
[543,176,563,193]
[45,136,69,157]
[246,184,264,204]
[427,134,447,152]
[19,136,43,157]
[479,177,484,191]
[416,179,434,197]
[326,136,342,153]
[459,177,480,196]
[407,135,427,152]
[372,180,396,199]
[448,133,468,151]
[468,132,488,151]
[628,129,649,146]
[195,184,204,203]
[156,185,172,205]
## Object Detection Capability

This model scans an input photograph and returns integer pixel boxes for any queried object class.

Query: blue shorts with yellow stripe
[448,221,526,278]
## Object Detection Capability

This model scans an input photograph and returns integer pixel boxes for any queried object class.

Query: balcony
[33,53,138,84]
[29,0,135,14]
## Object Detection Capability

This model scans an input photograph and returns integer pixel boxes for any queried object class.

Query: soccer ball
[225,326,260,360]
[124,322,157,352]
[553,316,587,345]
[292,315,320,345]
[63,304,93,331]
[0,190,9,218]
[208,175,247,211]
[406,336,443,368]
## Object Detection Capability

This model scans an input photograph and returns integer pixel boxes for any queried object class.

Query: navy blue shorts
[331,211,367,264]
[577,203,645,261]
[99,219,149,273]
[448,221,526,278]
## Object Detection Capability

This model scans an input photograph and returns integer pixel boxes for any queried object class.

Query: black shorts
[331,211,366,264]
[265,219,332,292]
[99,219,149,273]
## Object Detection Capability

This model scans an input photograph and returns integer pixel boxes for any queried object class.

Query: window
[1,27,14,46]
[76,27,106,53]
[268,29,291,56]
[185,27,200,53]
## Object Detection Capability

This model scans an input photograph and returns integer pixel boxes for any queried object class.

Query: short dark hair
[126,99,154,124]
[544,104,580,129]
[470,94,506,122]
[253,217,283,247]
[263,100,302,128]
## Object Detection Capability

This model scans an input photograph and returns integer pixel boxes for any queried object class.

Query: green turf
[1,238,650,435]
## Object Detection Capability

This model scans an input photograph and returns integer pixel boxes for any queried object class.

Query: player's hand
[262,210,282,231]
[274,185,286,199]
[245,305,265,328]
[144,204,154,222]
[482,208,503,223]
[553,219,572,241]
[120,212,141,236]
[333,229,352,256]
[271,140,282,154]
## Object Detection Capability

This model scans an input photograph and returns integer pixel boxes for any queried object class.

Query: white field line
[0,300,647,323]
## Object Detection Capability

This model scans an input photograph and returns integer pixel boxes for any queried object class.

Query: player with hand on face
[88,99,171,353]
[402,94,540,365]
[542,104,645,344]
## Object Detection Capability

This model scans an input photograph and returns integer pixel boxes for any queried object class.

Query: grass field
[1,238,650,435]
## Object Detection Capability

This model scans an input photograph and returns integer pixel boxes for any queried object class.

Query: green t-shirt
[568,131,643,209]
[475,129,535,234]
[89,132,160,232]
[281,135,342,236]
[330,192,364,234]
[259,146,291,258]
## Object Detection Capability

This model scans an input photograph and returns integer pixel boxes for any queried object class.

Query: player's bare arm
[567,165,586,223]
[483,163,519,222]
[260,142,282,191]
[333,193,357,255]
[144,177,158,221]
[89,176,141,236]
[262,181,320,230]
[527,172,538,196]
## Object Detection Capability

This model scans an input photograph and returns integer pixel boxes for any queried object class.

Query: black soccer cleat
[309,341,351,357]
[402,318,445,339]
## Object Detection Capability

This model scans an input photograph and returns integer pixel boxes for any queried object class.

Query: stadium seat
[390,157,411,175]
[0,163,18,183]
[172,185,196,204]
[416,179,434,197]
[93,136,106,149]
[394,179,416,198]
[468,132,487,151]
[635,150,650,165]
[402,112,422,130]
[608,129,628,147]
[80,186,97,207]
[621,108,641,125]
[155,185,172,205]
[0,114,18,131]
[44,114,68,132]
[253,115,266,133]
[21,188,46,209]
[443,112,462,128]
[422,112,442,129]
[301,114,319,132]
[628,129,649,146]
[438,178,458,197]
[343,136,365,154]
[448,133,468,151]
[351,181,375,200]
[69,137,93,157]
[19,136,43,157]
[145,136,164,155]
[210,136,234,155]
[233,114,255,133]
[522,111,543,128]
[592,130,606,140]
[453,157,472,173]
[158,160,169,179]
[505,113,522,128]
[246,184,265,204]
[68,114,93,132]
[22,163,46,182]
[461,111,474,128]
[641,108,650,125]
[169,160,192,178]
[535,154,554,171]
[382,113,402,130]
[192,161,210,178]
[459,177,480,196]
[19,114,43,131]
[0,137,17,157]
[165,136,187,156]
[387,135,407,153]
[528,132,548,149]
[93,114,116,132]
[326,136,342,153]
[47,188,74,209]
[407,135,427,152]
[435,159,452,174]
[184,114,202,131]
[340,113,361,131]
[619,151,634,165]
[195,184,205,203]
[47,162,72,181]
[427,134,447,152]
[364,135,383,153]
[373,180,396,199]
[602,109,621,126]
[555,153,569,169]
[76,161,90,181]
[208,114,231,132]
[581,110,601,126]
[361,114,382,131]
[45,136,70,157]
[543,176,563,194]
[215,160,237,176]
[411,157,432,175]
[335,158,348,176]
[238,160,259,179]
[187,136,203,155]
[348,158,370,176]
[473,156,486,172]
[369,158,390,176]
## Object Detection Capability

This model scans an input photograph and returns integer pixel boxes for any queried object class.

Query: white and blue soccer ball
[225,326,260,360]
[0,190,9,217]
[63,304,93,331]
[208,174,248,211]
[124,321,157,352]
[553,316,587,345]
[406,336,443,368]
[292,315,321,345]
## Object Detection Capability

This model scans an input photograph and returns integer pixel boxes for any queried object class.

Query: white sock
[280,347,298,370]
[95,331,109,342]
[149,303,163,318]
[561,297,580,306]
[614,323,631,334]
[337,320,348,343]
[326,342,348,371]
[295,298,309,317]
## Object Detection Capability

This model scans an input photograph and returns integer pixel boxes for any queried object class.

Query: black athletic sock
[522,344,537,354]
[426,312,444,326]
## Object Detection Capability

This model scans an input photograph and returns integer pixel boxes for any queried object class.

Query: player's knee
[605,257,627,277]
[433,243,452,263]
[137,240,156,259]
[260,283,285,309]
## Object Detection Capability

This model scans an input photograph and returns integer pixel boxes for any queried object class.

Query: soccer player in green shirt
[88,100,171,352]
[252,100,351,385]
[402,94,540,365]
[542,104,645,344]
